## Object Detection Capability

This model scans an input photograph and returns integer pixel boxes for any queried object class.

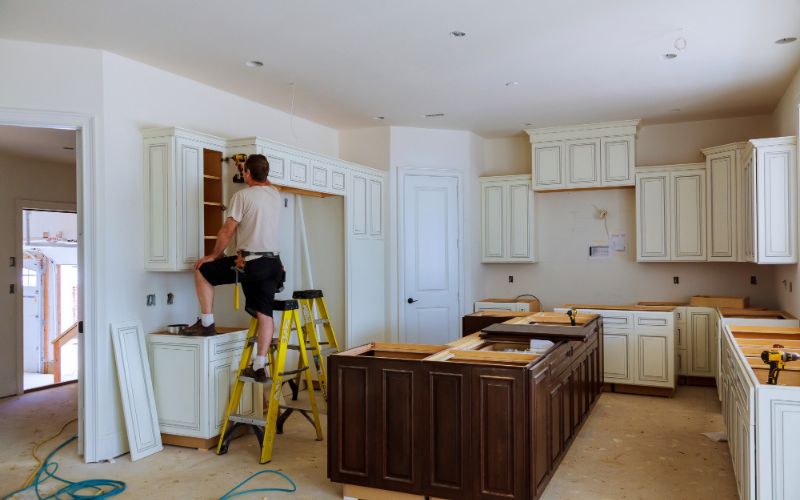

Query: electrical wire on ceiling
[289,81,298,143]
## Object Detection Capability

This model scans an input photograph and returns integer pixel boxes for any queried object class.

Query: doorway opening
[22,209,79,391]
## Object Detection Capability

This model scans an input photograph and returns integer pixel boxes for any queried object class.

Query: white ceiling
[0,126,76,164]
[1,0,799,137]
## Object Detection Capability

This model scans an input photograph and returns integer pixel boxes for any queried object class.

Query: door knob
[407,298,418,304]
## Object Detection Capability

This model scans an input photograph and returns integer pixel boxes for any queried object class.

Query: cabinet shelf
[203,201,223,207]
[203,174,222,180]
[204,236,217,240]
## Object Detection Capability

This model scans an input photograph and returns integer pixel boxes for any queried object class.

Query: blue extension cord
[3,433,297,499]
[2,435,126,500]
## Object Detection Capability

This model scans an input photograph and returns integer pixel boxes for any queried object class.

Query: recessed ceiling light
[671,108,681,112]
[373,116,385,120]
[523,122,533,127]
[62,146,75,150]
[776,37,798,45]
[505,81,519,87]
[450,31,466,38]
[663,53,678,60]
[245,60,264,68]
[424,113,445,118]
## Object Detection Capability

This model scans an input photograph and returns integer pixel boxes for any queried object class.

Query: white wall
[476,114,780,310]
[772,65,800,316]
[339,127,391,171]
[0,38,343,460]
[0,151,76,396]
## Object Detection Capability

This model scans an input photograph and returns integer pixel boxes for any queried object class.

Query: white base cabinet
[147,330,262,441]
[479,175,535,262]
[719,325,800,500]
[555,308,676,389]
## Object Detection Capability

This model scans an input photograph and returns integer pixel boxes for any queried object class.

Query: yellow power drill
[761,348,800,385]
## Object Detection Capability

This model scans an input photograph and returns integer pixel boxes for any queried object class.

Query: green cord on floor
[218,469,296,499]
[2,434,126,500]
[3,433,297,499]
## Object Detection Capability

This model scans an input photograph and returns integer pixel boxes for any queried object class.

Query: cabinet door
[601,137,634,186]
[742,151,756,262]
[635,333,670,385]
[707,152,738,261]
[688,310,715,377]
[533,143,564,190]
[548,373,565,467]
[566,139,600,187]
[368,177,383,238]
[531,364,551,497]
[671,169,706,260]
[603,332,630,382]
[375,362,424,493]
[425,366,471,499]
[176,139,204,269]
[471,366,526,500]
[636,172,670,260]
[481,183,505,260]
[328,358,374,486]
[757,145,797,263]
[351,174,368,236]
[143,137,176,270]
[149,340,202,435]
[508,182,534,260]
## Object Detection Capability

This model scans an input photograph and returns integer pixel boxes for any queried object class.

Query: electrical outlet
[167,293,175,305]
[508,275,514,283]
[9,257,15,267]
[673,276,679,285]
[750,275,758,285]
[146,294,156,306]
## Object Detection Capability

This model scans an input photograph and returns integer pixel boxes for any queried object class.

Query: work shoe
[241,365,269,383]
[181,319,217,336]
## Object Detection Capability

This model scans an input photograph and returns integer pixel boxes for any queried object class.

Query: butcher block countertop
[718,308,797,320]
[560,303,678,312]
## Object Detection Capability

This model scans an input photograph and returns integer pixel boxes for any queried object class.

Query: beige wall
[339,127,391,171]
[476,114,780,310]
[0,151,77,397]
[772,65,800,316]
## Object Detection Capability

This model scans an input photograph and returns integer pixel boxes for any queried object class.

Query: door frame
[1,107,100,463]
[17,201,78,387]
[395,167,465,344]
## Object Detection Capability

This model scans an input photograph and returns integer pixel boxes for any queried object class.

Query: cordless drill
[761,348,800,385]
[566,308,578,326]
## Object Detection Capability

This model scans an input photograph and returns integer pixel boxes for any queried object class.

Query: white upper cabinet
[703,143,744,262]
[749,137,797,264]
[143,128,225,271]
[527,120,639,192]
[636,164,706,262]
[480,175,535,263]
[702,138,797,264]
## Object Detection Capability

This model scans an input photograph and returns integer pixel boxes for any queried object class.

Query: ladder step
[229,414,266,426]
[280,398,328,415]
[239,374,273,384]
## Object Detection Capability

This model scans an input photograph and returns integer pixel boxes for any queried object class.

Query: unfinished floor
[0,384,736,499]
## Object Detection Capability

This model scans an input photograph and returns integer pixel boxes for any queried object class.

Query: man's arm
[194,217,239,270]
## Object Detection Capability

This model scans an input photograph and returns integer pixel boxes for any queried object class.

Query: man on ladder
[184,153,282,383]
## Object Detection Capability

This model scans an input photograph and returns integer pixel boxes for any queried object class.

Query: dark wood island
[328,312,604,499]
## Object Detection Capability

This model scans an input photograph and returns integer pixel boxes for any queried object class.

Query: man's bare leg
[256,312,275,357]
[195,269,215,314]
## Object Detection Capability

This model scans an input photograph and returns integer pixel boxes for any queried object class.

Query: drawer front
[634,312,674,332]
[210,331,248,361]
[592,310,633,329]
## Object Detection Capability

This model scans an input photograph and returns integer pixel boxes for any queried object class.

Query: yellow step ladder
[216,299,323,464]
[278,290,341,431]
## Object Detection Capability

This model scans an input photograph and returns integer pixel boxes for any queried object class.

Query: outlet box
[508,275,514,283]
[750,275,758,285]
[167,292,175,305]
[673,276,679,285]
[146,294,156,306]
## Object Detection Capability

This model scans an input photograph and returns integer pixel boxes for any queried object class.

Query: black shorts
[199,255,284,318]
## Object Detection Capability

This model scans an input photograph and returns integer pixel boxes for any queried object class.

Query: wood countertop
[718,308,797,320]
[560,303,678,312]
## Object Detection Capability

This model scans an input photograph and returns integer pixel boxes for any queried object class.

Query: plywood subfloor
[0,384,736,499]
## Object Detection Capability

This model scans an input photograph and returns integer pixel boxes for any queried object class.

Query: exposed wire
[289,82,298,143]
[22,418,78,489]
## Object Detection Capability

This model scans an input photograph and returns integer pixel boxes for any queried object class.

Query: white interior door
[402,174,460,345]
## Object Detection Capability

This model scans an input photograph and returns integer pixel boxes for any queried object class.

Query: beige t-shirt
[227,185,282,253]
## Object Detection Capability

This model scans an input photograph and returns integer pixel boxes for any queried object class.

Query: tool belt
[233,250,280,272]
